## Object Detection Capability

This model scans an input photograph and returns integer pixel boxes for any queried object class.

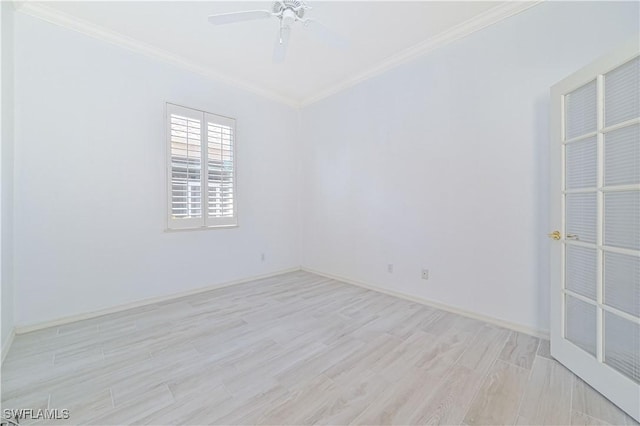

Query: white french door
[550,38,640,421]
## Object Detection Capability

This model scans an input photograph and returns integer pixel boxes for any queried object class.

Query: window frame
[165,103,238,231]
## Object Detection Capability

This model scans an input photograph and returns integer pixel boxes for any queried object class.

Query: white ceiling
[20,1,539,106]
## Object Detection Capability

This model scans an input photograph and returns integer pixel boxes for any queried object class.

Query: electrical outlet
[421,269,429,280]
[387,264,394,273]
[261,253,266,262]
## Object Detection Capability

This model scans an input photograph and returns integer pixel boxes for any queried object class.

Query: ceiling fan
[207,1,348,63]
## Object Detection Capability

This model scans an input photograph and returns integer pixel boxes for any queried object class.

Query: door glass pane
[566,136,597,189]
[566,245,597,300]
[604,312,640,383]
[566,193,597,243]
[565,295,597,356]
[605,57,640,127]
[604,124,640,186]
[565,81,597,140]
[604,191,640,250]
[604,252,640,317]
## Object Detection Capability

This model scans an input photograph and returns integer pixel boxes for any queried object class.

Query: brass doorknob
[548,230,561,240]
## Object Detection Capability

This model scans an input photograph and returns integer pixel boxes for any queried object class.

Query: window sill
[164,224,239,233]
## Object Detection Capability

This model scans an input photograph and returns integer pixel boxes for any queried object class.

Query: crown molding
[298,1,543,107]
[14,1,301,108]
[14,0,542,109]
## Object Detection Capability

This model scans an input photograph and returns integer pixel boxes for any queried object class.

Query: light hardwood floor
[1,271,637,425]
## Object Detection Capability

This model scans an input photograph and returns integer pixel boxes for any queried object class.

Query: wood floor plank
[572,377,639,426]
[350,366,440,425]
[499,332,539,370]
[537,339,552,359]
[372,330,439,382]
[457,325,511,375]
[324,333,402,383]
[413,328,471,372]
[207,384,291,425]
[2,271,633,425]
[275,335,366,389]
[86,383,175,425]
[569,410,613,426]
[405,364,486,426]
[516,356,573,425]
[463,359,530,426]
[49,389,114,426]
[137,384,233,425]
[314,369,391,425]
[255,374,337,425]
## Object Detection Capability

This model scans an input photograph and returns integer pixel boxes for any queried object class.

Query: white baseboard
[13,265,549,341]
[1,327,16,365]
[15,267,301,334]
[302,266,550,340]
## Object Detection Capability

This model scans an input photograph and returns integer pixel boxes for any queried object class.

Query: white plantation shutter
[166,104,237,229]
[167,104,203,229]
[205,113,237,227]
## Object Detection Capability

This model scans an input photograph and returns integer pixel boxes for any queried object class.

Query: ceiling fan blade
[302,19,349,50]
[208,10,273,25]
[273,26,291,63]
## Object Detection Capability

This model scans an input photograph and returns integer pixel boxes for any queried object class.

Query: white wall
[13,14,300,326]
[10,2,640,333]
[300,1,640,334]
[1,1,16,352]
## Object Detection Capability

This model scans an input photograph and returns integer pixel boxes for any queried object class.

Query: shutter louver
[170,113,202,219]
[206,113,237,227]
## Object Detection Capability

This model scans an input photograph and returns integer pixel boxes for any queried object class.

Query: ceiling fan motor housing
[273,0,306,20]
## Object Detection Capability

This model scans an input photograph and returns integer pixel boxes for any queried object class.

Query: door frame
[550,37,640,422]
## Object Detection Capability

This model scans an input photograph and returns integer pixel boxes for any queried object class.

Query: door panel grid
[604,251,640,317]
[552,41,640,421]
[561,56,640,382]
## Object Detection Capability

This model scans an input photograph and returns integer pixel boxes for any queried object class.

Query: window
[166,103,237,230]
